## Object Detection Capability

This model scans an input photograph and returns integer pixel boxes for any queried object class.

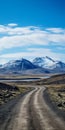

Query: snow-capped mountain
[33,56,55,69]
[49,61,65,69]
[0,65,2,67]
[33,56,65,73]
[0,58,38,74]
[0,56,65,74]
[50,61,65,73]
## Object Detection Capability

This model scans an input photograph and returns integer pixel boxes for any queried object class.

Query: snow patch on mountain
[33,56,55,69]
[0,56,65,74]
[0,58,37,73]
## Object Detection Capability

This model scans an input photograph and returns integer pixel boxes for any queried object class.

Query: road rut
[0,86,65,130]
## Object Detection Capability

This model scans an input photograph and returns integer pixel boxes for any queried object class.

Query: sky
[0,0,65,64]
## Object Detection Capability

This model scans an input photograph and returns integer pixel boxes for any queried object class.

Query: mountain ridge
[33,56,65,73]
[0,56,65,74]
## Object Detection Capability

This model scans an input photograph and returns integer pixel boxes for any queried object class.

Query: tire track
[0,86,65,130]
[33,86,65,130]
[2,87,38,130]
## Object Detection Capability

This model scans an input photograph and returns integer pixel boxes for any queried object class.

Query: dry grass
[0,74,46,79]
[0,73,65,106]
[47,84,65,110]
[34,74,65,85]
[0,89,20,105]
[0,82,33,105]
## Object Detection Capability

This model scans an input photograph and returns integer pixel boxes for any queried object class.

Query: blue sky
[0,0,65,64]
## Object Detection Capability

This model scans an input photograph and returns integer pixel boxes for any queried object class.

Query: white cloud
[0,48,65,64]
[48,33,65,44]
[0,24,65,51]
[0,24,65,64]
[0,26,49,50]
[7,23,18,27]
[27,48,65,61]
[46,28,65,33]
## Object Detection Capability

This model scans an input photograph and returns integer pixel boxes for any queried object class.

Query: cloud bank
[0,23,65,64]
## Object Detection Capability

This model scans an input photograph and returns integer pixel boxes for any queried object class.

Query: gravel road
[0,86,65,130]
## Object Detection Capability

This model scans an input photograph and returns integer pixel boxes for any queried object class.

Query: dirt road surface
[0,86,65,130]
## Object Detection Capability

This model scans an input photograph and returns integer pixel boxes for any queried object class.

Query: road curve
[0,86,65,130]
[31,87,65,130]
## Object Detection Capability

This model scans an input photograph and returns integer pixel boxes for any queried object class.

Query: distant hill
[34,74,65,85]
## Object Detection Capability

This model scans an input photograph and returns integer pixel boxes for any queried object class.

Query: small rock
[58,93,62,98]
[63,102,65,105]
[57,103,63,107]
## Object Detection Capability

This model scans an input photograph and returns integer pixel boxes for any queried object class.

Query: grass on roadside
[0,82,33,105]
[47,85,65,110]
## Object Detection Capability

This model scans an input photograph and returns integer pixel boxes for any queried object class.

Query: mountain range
[0,56,65,74]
